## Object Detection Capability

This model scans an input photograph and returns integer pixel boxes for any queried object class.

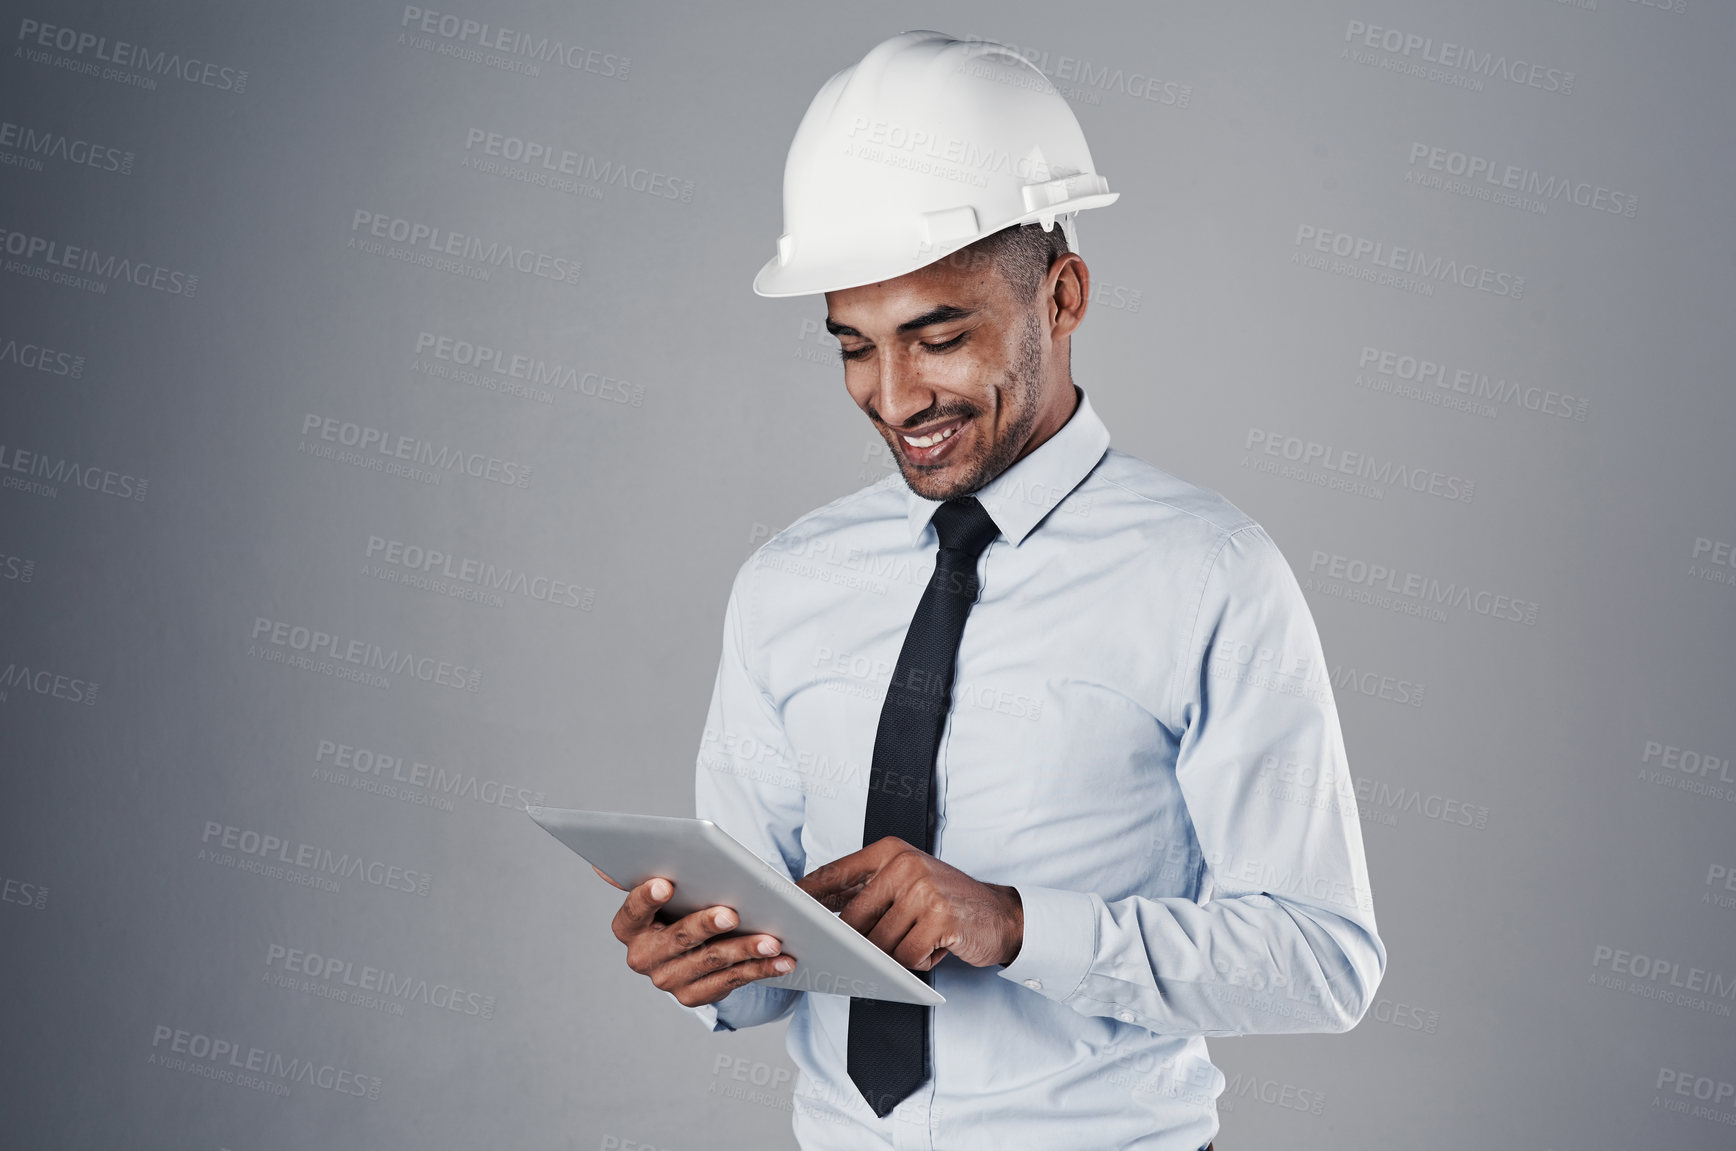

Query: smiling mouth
[891,416,970,464]
[902,423,960,448]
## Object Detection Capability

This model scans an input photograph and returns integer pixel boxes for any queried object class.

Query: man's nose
[873,352,935,428]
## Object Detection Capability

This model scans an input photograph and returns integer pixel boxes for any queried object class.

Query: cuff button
[1117,1010,1136,1023]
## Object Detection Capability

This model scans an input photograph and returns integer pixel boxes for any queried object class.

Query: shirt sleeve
[676,560,807,1033]
[997,523,1387,1036]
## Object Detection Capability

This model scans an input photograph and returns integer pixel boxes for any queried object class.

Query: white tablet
[527,807,944,1006]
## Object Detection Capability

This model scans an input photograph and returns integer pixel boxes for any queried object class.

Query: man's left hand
[796,836,1023,971]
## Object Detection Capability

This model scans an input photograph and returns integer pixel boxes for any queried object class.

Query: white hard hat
[753,30,1119,297]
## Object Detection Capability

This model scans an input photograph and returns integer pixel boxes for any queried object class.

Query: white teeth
[902,425,959,449]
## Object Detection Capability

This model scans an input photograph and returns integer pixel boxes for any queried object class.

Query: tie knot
[929,497,999,558]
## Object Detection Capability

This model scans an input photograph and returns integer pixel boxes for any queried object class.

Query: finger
[647,934,790,998]
[628,903,741,972]
[797,856,871,903]
[798,837,909,902]
[670,951,799,1008]
[612,876,674,941]
[833,860,910,940]
[592,865,626,890]
[664,904,742,953]
[836,847,937,944]
[891,920,953,971]
[808,877,868,913]
[671,931,783,974]
[862,888,931,965]
[867,880,957,971]
[798,836,909,899]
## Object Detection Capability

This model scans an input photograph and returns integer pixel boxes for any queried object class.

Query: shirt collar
[905,386,1111,548]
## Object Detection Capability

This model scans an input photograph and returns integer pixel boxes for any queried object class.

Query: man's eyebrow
[824,305,978,340]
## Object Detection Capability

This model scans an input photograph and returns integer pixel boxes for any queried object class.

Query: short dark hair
[911,222,1071,300]
[967,221,1071,300]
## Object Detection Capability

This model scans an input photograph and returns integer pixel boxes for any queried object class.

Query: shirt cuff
[675,982,800,1032]
[996,884,1098,1003]
[677,994,735,1032]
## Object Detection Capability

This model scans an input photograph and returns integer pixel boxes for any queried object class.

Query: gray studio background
[2,1,1733,1147]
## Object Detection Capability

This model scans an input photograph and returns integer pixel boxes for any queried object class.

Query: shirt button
[1023,978,1042,991]
[1117,1010,1136,1023]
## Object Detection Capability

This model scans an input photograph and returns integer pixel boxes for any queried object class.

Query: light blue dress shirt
[680,388,1385,1150]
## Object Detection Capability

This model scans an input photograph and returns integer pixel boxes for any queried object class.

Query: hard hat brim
[751,192,1120,298]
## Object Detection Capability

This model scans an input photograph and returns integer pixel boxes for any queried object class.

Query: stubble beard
[889,311,1046,503]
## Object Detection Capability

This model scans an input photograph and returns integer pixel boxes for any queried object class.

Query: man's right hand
[606,874,795,1007]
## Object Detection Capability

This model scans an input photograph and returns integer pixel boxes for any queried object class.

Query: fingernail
[715,910,736,930]
[774,958,794,972]
[650,880,669,899]
[757,938,779,956]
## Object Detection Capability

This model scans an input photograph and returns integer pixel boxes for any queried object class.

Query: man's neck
[1010,382,1081,468]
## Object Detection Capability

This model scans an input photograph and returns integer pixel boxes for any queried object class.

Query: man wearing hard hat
[605,30,1385,1150]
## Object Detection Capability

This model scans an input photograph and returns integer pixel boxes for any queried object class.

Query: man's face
[824,248,1080,502]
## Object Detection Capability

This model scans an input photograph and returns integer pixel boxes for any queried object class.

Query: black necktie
[848,496,1000,1119]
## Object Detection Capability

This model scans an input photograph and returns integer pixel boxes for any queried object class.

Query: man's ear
[1047,252,1089,340]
